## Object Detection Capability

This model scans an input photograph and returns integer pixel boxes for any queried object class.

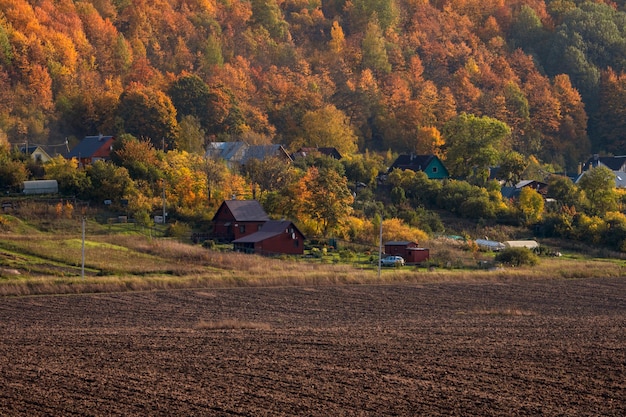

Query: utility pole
[81,216,85,279]
[378,217,383,278]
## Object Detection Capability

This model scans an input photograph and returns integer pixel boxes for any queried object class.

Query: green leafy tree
[251,0,290,41]
[361,18,391,74]
[547,175,584,209]
[297,167,354,238]
[116,84,178,150]
[499,151,528,186]
[299,105,358,155]
[0,155,28,192]
[443,113,511,185]
[86,160,135,207]
[176,115,206,154]
[168,75,212,125]
[44,156,91,196]
[577,166,618,216]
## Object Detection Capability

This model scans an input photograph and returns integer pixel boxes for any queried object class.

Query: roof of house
[67,135,114,159]
[232,220,304,243]
[583,155,626,171]
[292,147,342,160]
[218,200,270,222]
[384,241,417,246]
[389,154,438,172]
[206,142,292,164]
[19,145,52,159]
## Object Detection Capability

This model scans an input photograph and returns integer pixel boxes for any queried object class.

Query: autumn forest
[3,0,626,250]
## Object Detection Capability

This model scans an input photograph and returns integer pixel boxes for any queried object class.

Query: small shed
[384,241,430,264]
[22,180,58,195]
[233,220,305,255]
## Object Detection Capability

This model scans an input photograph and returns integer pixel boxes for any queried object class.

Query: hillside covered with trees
[5,0,626,165]
[4,0,626,252]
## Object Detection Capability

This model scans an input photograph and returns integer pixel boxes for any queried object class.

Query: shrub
[495,247,539,267]
[202,239,216,249]
[167,221,192,240]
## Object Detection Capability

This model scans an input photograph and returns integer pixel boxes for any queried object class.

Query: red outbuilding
[384,241,430,264]
[233,220,306,256]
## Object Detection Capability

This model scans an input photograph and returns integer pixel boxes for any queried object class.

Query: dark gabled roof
[292,147,342,160]
[19,145,39,154]
[500,186,519,199]
[389,154,436,172]
[67,135,114,159]
[583,155,626,171]
[232,220,304,243]
[219,200,270,222]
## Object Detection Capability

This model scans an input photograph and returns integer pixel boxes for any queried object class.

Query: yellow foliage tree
[381,218,428,244]
[517,186,544,225]
[416,126,445,157]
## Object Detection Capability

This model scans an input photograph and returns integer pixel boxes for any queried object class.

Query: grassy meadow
[1,207,625,296]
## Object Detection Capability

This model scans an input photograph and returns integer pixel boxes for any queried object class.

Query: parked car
[381,255,405,267]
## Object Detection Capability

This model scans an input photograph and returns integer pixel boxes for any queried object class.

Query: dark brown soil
[0,278,624,416]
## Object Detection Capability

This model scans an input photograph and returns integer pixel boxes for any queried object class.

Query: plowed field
[0,278,624,416]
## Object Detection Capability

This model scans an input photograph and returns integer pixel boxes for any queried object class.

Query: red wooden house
[211,200,270,242]
[233,220,306,255]
[384,241,430,264]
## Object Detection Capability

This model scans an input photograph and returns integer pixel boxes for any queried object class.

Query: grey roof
[221,200,270,222]
[206,142,292,164]
[384,241,416,246]
[67,135,114,159]
[232,220,303,243]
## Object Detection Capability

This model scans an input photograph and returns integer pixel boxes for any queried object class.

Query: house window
[432,166,438,173]
[239,224,246,234]
[294,239,299,248]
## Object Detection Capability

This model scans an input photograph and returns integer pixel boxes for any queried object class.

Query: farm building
[22,180,58,195]
[384,241,430,264]
[233,220,305,255]
[211,199,270,242]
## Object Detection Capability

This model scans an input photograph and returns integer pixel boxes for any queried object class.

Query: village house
[205,142,292,169]
[387,154,449,179]
[233,220,306,255]
[210,199,270,243]
[18,145,52,163]
[66,135,115,166]
[581,154,626,172]
[500,180,549,200]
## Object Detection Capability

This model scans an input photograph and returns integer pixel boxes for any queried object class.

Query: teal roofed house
[388,154,449,179]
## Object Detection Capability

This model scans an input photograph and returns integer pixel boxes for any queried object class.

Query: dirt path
[0,278,624,416]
